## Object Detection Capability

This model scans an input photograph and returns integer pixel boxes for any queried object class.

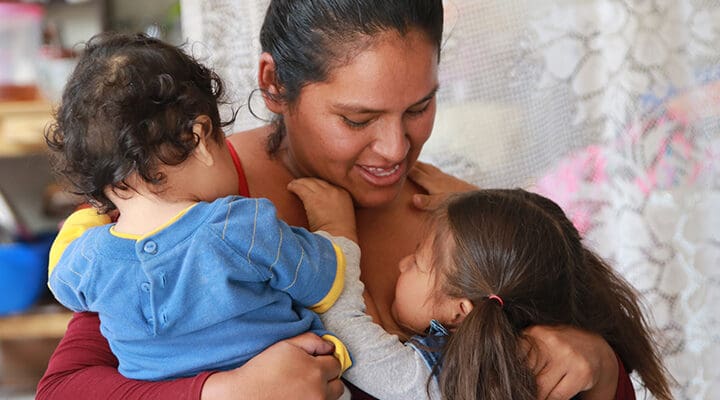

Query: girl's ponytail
[579,248,673,400]
[435,189,672,400]
[439,299,535,400]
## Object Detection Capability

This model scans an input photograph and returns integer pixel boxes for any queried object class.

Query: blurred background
[0,0,179,398]
[1,1,719,399]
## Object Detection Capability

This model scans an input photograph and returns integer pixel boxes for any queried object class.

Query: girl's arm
[37,312,344,400]
[318,235,441,400]
[289,178,436,398]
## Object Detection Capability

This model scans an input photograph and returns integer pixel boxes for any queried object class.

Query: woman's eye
[342,116,372,129]
[406,101,431,116]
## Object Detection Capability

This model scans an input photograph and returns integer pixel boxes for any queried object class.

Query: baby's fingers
[288,178,322,194]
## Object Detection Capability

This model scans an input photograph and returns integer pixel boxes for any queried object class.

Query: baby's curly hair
[46,32,234,213]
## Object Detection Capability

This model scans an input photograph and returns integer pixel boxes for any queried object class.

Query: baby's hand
[288,178,357,243]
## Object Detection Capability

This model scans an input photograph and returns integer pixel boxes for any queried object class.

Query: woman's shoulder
[225,127,309,226]
[226,127,270,160]
[226,127,283,176]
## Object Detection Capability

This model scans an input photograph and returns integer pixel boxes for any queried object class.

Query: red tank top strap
[225,139,250,197]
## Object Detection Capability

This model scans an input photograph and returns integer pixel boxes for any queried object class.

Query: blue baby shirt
[49,196,345,380]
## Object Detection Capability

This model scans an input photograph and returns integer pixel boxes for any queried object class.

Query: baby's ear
[192,115,215,167]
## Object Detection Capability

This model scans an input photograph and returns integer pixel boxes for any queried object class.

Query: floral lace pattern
[181,0,719,398]
[534,104,720,399]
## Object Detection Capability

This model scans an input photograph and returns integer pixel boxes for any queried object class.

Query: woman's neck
[276,139,308,179]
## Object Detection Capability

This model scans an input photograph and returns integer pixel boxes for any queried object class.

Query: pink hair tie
[487,294,504,308]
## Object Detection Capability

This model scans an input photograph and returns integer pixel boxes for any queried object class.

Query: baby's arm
[289,178,440,400]
[47,209,110,312]
[287,178,357,243]
[48,208,111,277]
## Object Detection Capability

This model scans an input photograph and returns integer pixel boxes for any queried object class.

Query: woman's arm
[37,312,210,400]
[523,325,620,400]
[201,333,346,400]
[37,312,344,400]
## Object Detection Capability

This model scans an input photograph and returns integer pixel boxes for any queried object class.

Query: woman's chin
[350,180,406,209]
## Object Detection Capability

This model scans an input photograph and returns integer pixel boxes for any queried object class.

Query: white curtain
[180,1,720,398]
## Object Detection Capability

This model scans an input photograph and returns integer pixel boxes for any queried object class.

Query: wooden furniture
[0,306,72,340]
[0,304,71,394]
[0,100,53,157]
[0,101,70,342]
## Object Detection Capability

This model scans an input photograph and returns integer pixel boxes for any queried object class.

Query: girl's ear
[258,52,284,114]
[450,298,474,325]
[192,115,215,167]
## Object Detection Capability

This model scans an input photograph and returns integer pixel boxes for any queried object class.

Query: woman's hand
[408,161,479,211]
[201,333,345,400]
[523,325,619,400]
[288,178,357,242]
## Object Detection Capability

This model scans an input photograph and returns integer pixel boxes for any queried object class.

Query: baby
[45,32,354,381]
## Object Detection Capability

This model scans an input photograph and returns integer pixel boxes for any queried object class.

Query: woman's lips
[357,163,404,186]
[363,164,399,177]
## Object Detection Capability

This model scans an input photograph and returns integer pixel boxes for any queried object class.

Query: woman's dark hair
[259,0,444,153]
[45,32,234,213]
[431,189,672,400]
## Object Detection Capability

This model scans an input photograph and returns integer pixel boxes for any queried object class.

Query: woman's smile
[356,162,405,186]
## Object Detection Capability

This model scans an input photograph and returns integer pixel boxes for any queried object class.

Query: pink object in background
[0,2,44,101]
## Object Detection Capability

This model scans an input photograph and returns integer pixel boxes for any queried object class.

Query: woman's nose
[398,255,412,273]
[372,120,409,162]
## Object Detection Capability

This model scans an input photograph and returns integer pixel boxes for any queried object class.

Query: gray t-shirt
[318,235,441,400]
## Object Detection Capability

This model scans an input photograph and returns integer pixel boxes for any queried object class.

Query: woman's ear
[258,52,284,114]
[192,115,215,167]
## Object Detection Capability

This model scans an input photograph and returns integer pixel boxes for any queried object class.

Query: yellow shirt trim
[109,203,197,240]
[48,208,112,278]
[308,242,345,314]
[48,204,198,278]
[322,334,352,375]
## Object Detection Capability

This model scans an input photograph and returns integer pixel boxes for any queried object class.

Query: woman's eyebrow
[331,85,440,114]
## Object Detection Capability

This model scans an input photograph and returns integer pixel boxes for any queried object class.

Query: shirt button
[141,282,151,292]
[143,241,158,254]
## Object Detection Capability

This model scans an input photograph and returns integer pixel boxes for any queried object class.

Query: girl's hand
[522,325,619,400]
[288,178,358,242]
[201,333,345,400]
[408,161,479,211]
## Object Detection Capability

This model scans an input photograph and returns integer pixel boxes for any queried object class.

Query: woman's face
[280,29,439,208]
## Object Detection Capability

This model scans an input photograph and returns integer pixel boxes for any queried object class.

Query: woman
[37,1,625,399]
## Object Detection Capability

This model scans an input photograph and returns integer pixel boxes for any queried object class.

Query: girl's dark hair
[45,32,234,213]
[433,189,672,400]
[259,0,443,153]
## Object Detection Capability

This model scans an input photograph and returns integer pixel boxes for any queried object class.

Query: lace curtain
[180,1,720,398]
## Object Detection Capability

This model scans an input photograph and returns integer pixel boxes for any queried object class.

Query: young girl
[290,178,673,400]
[45,32,355,381]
